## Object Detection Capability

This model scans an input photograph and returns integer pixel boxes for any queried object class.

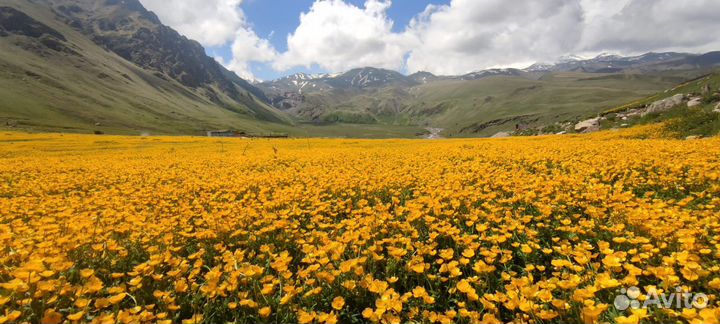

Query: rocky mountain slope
[256,67,417,96]
[0,0,290,135]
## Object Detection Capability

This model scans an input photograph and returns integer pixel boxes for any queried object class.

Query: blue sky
[142,0,720,82]
[207,0,449,80]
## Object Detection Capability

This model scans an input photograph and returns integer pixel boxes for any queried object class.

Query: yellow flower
[439,249,454,260]
[461,248,475,258]
[298,310,315,324]
[0,311,22,324]
[709,278,720,290]
[409,263,426,273]
[175,278,189,293]
[108,292,126,305]
[581,303,608,324]
[615,315,639,324]
[83,276,104,294]
[332,297,345,310]
[41,309,63,324]
[520,245,532,254]
[80,269,95,278]
[182,314,203,324]
[67,311,85,322]
[412,286,428,298]
[259,306,272,318]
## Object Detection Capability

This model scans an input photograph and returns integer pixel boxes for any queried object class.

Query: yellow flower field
[1,129,719,324]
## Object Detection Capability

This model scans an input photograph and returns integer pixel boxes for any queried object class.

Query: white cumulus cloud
[405,0,584,75]
[225,28,278,81]
[272,0,413,72]
[579,0,720,55]
[140,0,244,46]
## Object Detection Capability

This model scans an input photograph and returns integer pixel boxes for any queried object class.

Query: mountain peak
[593,52,623,61]
[460,68,523,80]
[408,71,438,84]
[283,72,316,80]
[557,54,586,63]
[525,62,554,72]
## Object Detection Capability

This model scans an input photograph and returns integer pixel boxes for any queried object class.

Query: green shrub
[665,107,720,138]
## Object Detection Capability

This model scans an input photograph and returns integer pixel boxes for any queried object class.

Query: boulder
[685,135,701,140]
[491,131,511,138]
[574,117,601,132]
[618,108,643,120]
[642,94,685,116]
[687,97,703,107]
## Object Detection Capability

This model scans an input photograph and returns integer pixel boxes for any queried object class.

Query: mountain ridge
[257,51,720,113]
[0,0,291,135]
[253,51,719,136]
[262,51,720,88]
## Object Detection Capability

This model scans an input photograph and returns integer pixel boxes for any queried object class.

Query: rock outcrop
[0,6,65,40]
[575,117,601,133]
[491,131,511,138]
[642,94,685,116]
[687,97,703,107]
[617,108,643,120]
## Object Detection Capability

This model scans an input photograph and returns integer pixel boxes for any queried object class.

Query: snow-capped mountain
[524,63,555,72]
[255,68,420,110]
[256,72,333,95]
[525,52,697,73]
[458,68,525,80]
[557,54,586,63]
[257,67,419,97]
[328,67,418,89]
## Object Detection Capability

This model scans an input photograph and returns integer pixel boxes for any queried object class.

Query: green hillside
[416,73,690,136]
[290,72,688,137]
[596,72,720,138]
[0,0,292,136]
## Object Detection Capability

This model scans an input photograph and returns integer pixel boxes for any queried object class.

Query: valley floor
[1,129,719,324]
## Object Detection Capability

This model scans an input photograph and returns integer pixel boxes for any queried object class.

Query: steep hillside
[0,0,291,135]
